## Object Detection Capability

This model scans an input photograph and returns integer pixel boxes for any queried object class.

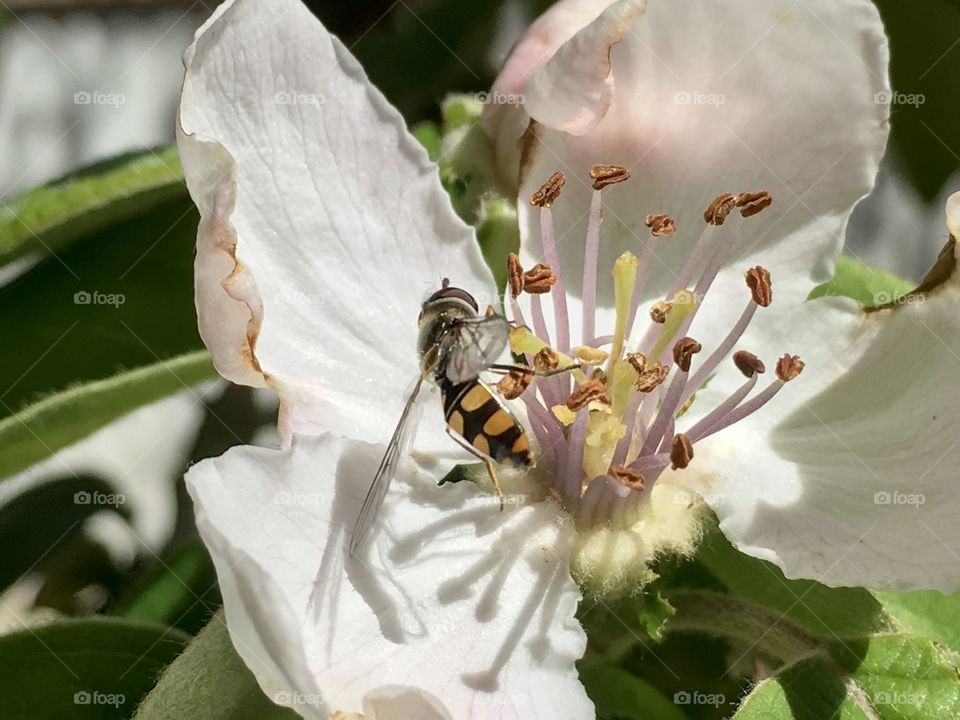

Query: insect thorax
[417,297,477,376]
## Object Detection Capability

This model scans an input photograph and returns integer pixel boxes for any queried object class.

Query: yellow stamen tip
[551,405,577,426]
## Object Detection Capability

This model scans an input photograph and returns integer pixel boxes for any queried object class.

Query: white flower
[177,0,960,717]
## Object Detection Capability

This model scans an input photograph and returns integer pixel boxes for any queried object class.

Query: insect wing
[349,376,424,555]
[444,314,510,384]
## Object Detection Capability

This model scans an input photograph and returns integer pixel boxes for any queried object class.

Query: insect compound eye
[424,284,479,313]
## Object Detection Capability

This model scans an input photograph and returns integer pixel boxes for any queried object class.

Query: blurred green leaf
[0,351,215,480]
[0,147,184,267]
[412,121,442,161]
[871,589,960,655]
[0,618,189,720]
[114,539,220,636]
[0,475,127,592]
[0,195,204,417]
[808,256,914,307]
[732,657,866,720]
[135,610,297,720]
[581,663,687,720]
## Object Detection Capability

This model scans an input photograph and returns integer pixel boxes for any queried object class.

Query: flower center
[505,167,802,530]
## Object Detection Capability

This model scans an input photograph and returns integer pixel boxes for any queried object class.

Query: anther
[610,465,645,490]
[736,190,773,218]
[497,368,533,400]
[704,193,737,225]
[507,253,524,298]
[745,266,773,307]
[626,352,646,375]
[645,213,677,237]
[635,362,669,392]
[670,433,694,470]
[650,300,673,324]
[574,346,609,365]
[672,337,702,372]
[566,379,610,410]
[522,263,557,294]
[530,171,565,207]
[533,347,560,373]
[733,350,766,377]
[590,164,630,191]
[776,354,805,382]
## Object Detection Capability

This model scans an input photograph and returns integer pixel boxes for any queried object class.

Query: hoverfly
[349,280,566,555]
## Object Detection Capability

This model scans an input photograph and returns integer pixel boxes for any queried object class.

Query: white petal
[187,434,592,719]
[177,0,496,451]
[501,0,888,344]
[683,242,960,591]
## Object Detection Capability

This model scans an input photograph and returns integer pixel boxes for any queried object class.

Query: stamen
[640,338,700,456]
[670,433,694,469]
[650,300,672,323]
[672,337,702,373]
[634,362,669,393]
[566,380,610,411]
[607,252,638,374]
[645,213,677,237]
[704,193,737,225]
[497,369,533,400]
[589,164,630,190]
[534,347,560,372]
[507,253,524,298]
[574,346,609,365]
[776,354,805,381]
[523,263,558,294]
[736,190,773,218]
[733,350,765,377]
[529,171,565,208]
[745,266,773,307]
[610,465,645,490]
[686,372,758,442]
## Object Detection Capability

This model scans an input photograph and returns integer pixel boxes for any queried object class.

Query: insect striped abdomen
[441,379,532,468]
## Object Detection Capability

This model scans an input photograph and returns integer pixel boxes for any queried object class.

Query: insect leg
[487,362,581,378]
[443,427,506,511]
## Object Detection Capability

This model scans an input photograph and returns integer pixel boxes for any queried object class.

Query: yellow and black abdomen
[441,379,532,468]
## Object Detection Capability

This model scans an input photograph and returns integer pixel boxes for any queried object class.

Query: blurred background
[1,0,960,714]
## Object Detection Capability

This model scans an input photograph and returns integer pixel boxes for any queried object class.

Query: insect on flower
[350,279,574,554]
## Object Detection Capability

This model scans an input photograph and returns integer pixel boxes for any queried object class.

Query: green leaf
[872,589,960,655]
[135,610,297,720]
[411,121,442,161]
[0,196,205,419]
[114,539,220,636]
[476,196,520,294]
[0,617,189,720]
[581,663,688,720]
[808,255,914,307]
[0,147,184,267]
[0,351,216,480]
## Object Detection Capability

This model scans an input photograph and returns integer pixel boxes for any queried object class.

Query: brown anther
[745,266,773,307]
[650,300,673,324]
[670,433,694,470]
[704,193,737,225]
[733,350,766,378]
[530,171,565,207]
[736,190,773,218]
[776,354,805,382]
[522,263,557,294]
[645,213,678,237]
[533,347,560,373]
[590,368,608,384]
[497,368,533,400]
[484,305,496,318]
[610,465,646,491]
[673,337,702,372]
[507,253,524,298]
[566,379,610,411]
[635,362,669,393]
[590,164,630,191]
[626,352,647,375]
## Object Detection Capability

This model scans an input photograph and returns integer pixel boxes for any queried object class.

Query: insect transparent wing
[444,314,510,384]
[349,375,425,555]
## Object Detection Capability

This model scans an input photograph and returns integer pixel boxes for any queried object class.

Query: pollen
[567,379,610,411]
[589,164,630,190]
[645,213,678,237]
[530,171,565,207]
